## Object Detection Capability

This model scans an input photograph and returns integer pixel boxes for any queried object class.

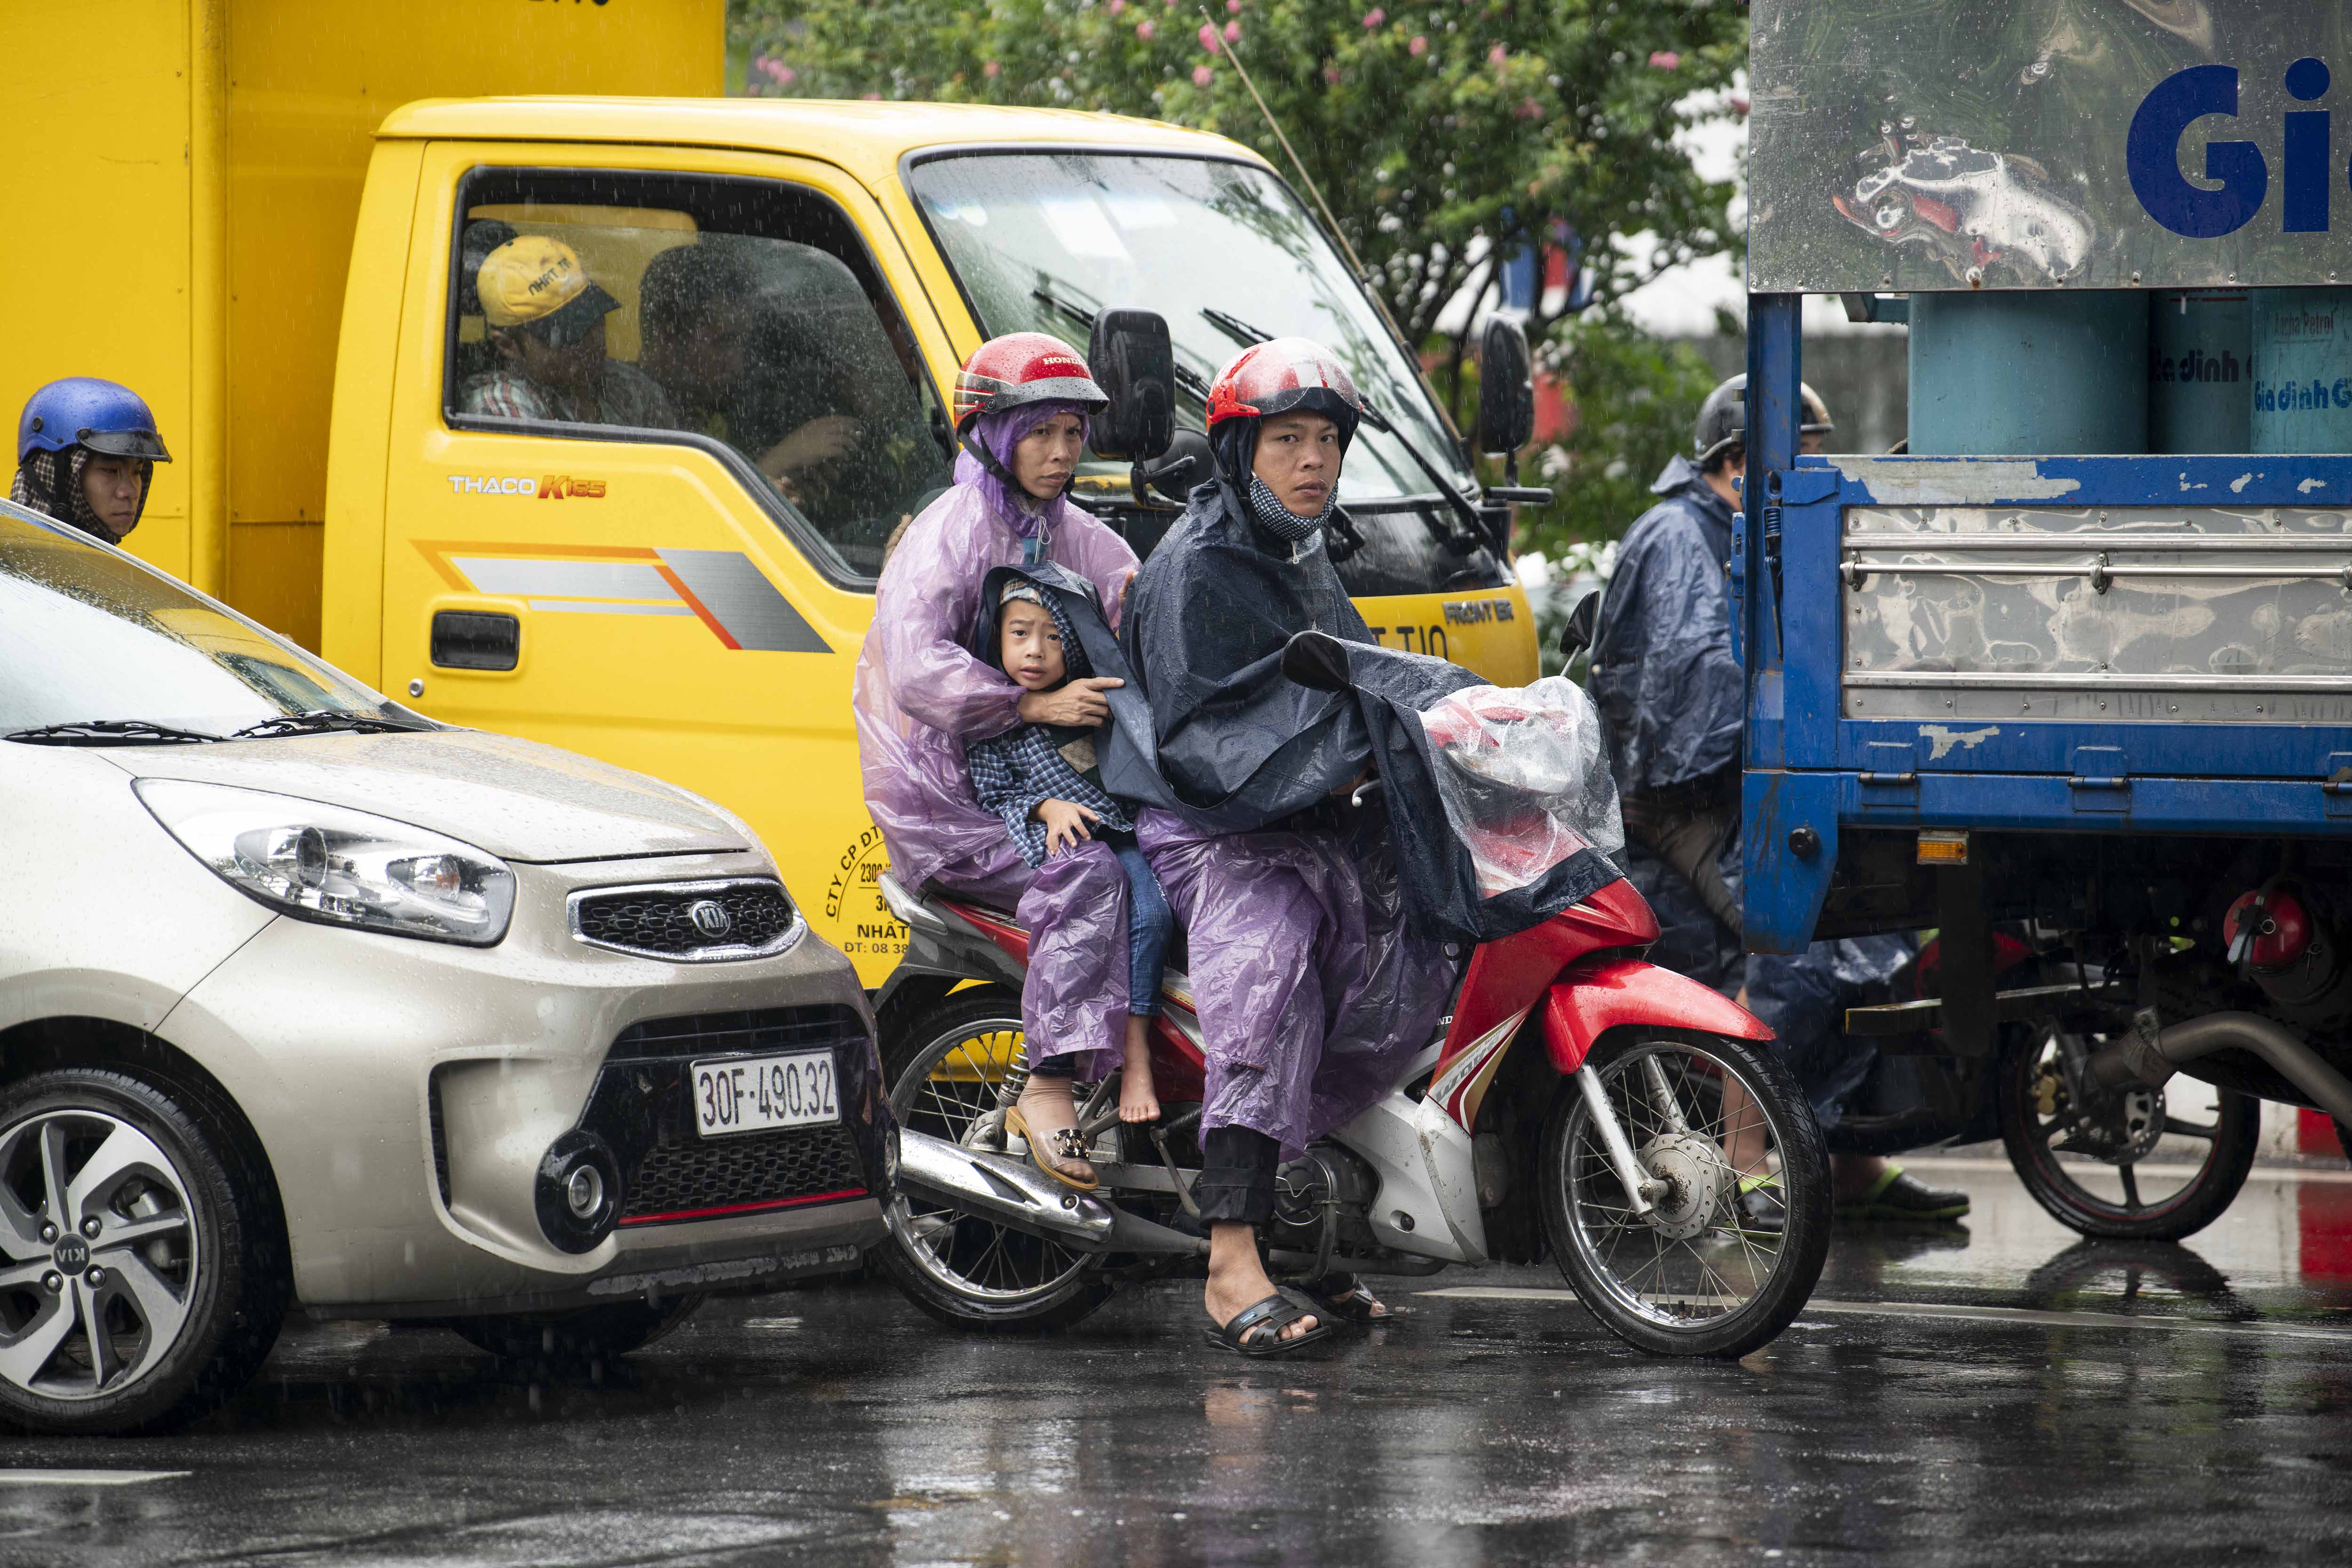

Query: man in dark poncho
[1110,339,1472,1354]
[1589,375,1963,1225]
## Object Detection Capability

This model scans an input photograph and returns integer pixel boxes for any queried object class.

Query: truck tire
[876,989,1116,1333]
[0,1067,288,1435]
[1997,1026,2260,1242]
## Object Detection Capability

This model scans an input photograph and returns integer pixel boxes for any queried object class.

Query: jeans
[1111,834,1174,1018]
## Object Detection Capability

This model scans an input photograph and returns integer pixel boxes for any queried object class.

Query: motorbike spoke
[2118,1163,2142,1211]
[2163,1118,2220,1142]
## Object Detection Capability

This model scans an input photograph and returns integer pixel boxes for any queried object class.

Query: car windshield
[0,503,410,740]
[907,152,1470,501]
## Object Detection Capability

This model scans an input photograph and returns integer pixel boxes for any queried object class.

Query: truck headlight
[136,780,516,946]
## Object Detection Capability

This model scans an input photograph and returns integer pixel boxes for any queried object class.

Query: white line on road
[0,1470,191,1486]
[1416,1287,2352,1342]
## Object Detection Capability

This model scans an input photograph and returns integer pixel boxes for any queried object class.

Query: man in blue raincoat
[1589,376,1968,1227]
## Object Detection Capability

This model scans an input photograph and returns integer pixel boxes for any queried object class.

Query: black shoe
[1836,1169,1971,1223]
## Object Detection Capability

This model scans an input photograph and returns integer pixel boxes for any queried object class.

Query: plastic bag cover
[1414,677,1626,897]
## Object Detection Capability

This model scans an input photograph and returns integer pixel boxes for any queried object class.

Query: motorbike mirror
[1086,307,1176,461]
[1131,427,1211,507]
[1281,629,1355,693]
[1559,589,1601,662]
[1475,315,1535,457]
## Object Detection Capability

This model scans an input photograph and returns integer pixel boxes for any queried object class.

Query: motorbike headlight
[136,779,516,946]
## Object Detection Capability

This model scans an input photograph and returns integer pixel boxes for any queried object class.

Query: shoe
[1732,1177,1787,1236]
[1835,1167,1970,1223]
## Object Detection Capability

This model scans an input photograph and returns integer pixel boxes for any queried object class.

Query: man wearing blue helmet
[10,377,173,543]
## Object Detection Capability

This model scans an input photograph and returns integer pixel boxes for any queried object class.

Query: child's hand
[1034,798,1101,856]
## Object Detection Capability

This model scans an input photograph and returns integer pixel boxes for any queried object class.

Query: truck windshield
[908,153,1470,501]
[0,505,410,743]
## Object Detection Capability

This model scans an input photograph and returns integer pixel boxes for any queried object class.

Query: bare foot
[1204,1222,1318,1345]
[1013,1075,1095,1187]
[1119,1018,1160,1124]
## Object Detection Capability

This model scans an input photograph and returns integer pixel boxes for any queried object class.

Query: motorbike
[870,634,1833,1359]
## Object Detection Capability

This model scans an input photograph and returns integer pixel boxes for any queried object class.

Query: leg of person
[1006,840,1130,1190]
[1112,837,1172,1124]
[1141,818,1333,1352]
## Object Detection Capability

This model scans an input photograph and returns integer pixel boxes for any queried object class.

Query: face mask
[1245,472,1337,544]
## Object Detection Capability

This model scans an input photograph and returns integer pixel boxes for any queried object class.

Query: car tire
[446,1295,706,1363]
[0,1067,288,1436]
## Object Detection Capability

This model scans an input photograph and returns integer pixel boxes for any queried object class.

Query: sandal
[1308,1273,1390,1326]
[1005,1107,1098,1192]
[1201,1290,1336,1359]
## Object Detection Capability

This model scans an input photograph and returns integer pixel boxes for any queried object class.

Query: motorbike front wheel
[1538,1031,1830,1359]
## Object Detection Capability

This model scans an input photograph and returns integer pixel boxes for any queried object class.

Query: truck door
[381,145,961,983]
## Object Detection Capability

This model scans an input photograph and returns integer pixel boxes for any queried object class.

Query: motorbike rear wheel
[1996,1022,2258,1242]
[1538,1031,1829,1359]
[877,989,1118,1333]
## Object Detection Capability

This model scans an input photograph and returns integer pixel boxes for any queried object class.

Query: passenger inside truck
[445,175,956,581]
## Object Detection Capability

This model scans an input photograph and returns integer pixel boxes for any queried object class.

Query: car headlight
[135,779,516,946]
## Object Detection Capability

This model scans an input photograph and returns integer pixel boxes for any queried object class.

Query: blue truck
[1735,0,2352,1237]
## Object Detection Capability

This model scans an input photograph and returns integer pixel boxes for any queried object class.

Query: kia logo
[52,1237,89,1272]
[686,899,733,939]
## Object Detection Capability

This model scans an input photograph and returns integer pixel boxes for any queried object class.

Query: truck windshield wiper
[227,710,427,740]
[1199,307,1274,349]
[4,717,222,746]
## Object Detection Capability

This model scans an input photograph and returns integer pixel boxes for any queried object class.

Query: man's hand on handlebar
[1034,798,1100,857]
[1018,677,1123,727]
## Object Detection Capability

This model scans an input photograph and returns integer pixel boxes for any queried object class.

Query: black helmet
[1693,374,1834,465]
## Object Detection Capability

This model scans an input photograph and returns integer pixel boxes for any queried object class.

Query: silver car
[0,501,892,1434]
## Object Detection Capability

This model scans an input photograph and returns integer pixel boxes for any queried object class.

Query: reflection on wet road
[1,1160,2347,1565]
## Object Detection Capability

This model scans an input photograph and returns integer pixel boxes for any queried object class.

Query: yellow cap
[477,236,618,341]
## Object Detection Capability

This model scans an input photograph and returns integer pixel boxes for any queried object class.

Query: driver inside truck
[461,235,679,430]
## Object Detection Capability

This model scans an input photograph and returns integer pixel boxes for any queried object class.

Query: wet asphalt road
[3,1159,2350,1567]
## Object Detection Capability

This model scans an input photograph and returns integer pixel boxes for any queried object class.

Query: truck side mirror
[1560,589,1601,662]
[1087,307,1175,462]
[1476,315,1535,458]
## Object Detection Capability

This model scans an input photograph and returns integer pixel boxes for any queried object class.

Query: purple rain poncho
[852,404,1141,1073]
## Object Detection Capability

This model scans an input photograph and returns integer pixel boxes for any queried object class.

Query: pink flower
[1324,64,1342,84]
[983,59,1001,78]
[861,92,882,100]
[1109,0,1125,11]
[1488,43,1507,68]
[1227,0,1242,11]
[1731,94,1751,116]
[1136,17,1155,38]
[755,56,796,86]
[1193,63,1215,86]
[1648,50,1682,70]
[1516,97,1543,119]
[1409,34,1426,56]
[1362,8,1384,26]
[1224,19,1240,41]
[1199,21,1220,51]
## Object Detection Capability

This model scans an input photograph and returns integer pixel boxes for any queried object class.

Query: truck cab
[321,99,1535,982]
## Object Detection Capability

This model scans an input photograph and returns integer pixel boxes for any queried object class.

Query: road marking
[1416,1288,2352,1342]
[1901,1154,2352,1186]
[0,1470,190,1486]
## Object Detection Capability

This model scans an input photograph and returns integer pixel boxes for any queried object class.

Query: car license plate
[691,1052,838,1137]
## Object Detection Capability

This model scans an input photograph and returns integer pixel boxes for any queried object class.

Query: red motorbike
[873,641,1831,1358]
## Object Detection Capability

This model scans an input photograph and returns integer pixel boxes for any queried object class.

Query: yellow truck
[4,2,1537,984]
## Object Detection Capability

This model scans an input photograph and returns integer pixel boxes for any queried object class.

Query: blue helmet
[17,378,172,465]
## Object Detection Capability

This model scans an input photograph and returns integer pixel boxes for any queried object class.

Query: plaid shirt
[967,722,1134,867]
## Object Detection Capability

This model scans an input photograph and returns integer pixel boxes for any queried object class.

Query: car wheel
[446,1295,705,1363]
[0,1067,287,1435]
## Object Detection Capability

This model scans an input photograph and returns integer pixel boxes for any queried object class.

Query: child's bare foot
[1119,1019,1160,1123]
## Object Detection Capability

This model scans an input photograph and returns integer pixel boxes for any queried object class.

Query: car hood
[111,729,750,862]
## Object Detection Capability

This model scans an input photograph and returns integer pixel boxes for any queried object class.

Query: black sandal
[1201,1290,1336,1359]
[1309,1273,1390,1326]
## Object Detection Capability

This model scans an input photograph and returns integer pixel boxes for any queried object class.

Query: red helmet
[1204,337,1364,440]
[953,332,1109,432]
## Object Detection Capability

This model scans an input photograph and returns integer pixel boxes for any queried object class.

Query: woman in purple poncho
[851,333,1140,1182]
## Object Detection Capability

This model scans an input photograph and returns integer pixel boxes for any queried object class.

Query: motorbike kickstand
[1150,1106,1203,1220]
